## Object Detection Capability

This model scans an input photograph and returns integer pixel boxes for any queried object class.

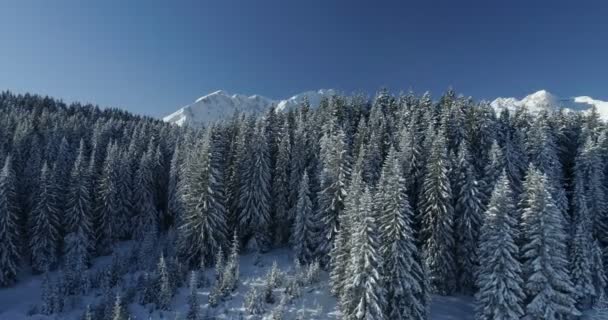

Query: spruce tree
[238,118,272,251]
[475,172,524,320]
[157,254,172,310]
[0,156,20,286]
[342,188,386,320]
[186,270,200,320]
[419,129,456,294]
[133,142,159,239]
[30,162,61,273]
[520,167,580,320]
[272,131,291,245]
[96,142,121,252]
[454,142,483,293]
[179,131,227,267]
[376,147,427,319]
[292,172,315,264]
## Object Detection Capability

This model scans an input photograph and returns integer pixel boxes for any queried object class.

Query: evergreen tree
[0,156,20,286]
[157,254,172,310]
[30,162,61,273]
[475,172,524,320]
[376,147,427,319]
[65,139,93,263]
[238,118,272,251]
[292,172,315,264]
[133,142,159,239]
[342,188,386,320]
[419,129,456,294]
[271,130,291,245]
[96,142,121,253]
[520,167,580,320]
[482,140,503,203]
[454,142,483,293]
[315,127,350,264]
[179,131,227,267]
[186,271,200,320]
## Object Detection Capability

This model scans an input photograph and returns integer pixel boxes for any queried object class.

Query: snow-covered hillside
[491,90,608,119]
[164,89,336,126]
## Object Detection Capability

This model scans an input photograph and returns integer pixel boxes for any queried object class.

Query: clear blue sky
[0,0,606,117]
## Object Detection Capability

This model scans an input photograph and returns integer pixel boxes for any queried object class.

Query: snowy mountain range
[164,89,608,126]
[490,90,608,119]
[163,89,336,126]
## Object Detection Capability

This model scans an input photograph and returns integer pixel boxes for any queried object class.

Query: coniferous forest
[1,89,608,319]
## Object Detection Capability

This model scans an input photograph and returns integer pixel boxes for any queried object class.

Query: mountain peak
[165,89,337,126]
[491,90,608,119]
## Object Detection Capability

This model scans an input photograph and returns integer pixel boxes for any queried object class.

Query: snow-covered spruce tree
[475,172,524,320]
[186,270,201,320]
[96,141,121,253]
[52,136,73,220]
[342,188,386,320]
[272,130,291,245]
[111,293,127,320]
[178,130,227,267]
[133,141,159,239]
[244,285,265,315]
[168,143,184,227]
[219,231,240,295]
[481,140,504,204]
[571,171,605,308]
[288,114,309,219]
[0,156,20,286]
[30,162,61,273]
[419,128,456,295]
[453,141,484,293]
[292,171,316,264]
[315,126,350,265]
[329,149,364,299]
[238,118,272,251]
[64,139,93,263]
[577,137,608,259]
[520,167,580,320]
[156,254,172,310]
[376,147,427,319]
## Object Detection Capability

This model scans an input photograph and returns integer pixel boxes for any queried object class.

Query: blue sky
[0,0,606,117]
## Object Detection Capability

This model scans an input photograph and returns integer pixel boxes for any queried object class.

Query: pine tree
[376,147,427,319]
[520,167,580,320]
[453,142,483,293]
[419,129,456,295]
[30,162,61,273]
[482,140,503,204]
[53,137,73,221]
[168,143,184,226]
[342,188,386,320]
[0,156,20,286]
[238,118,272,251]
[292,172,315,264]
[475,172,524,320]
[111,293,126,320]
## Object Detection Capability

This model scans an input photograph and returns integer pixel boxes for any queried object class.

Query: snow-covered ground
[0,245,477,320]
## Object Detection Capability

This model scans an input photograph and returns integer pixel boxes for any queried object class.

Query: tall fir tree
[376,147,428,319]
[419,129,456,295]
[238,118,272,251]
[475,172,524,320]
[520,167,580,320]
[342,188,386,320]
[453,142,484,293]
[30,162,61,273]
[292,171,315,264]
[0,156,20,286]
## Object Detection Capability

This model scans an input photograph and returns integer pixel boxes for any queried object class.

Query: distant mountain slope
[491,90,608,119]
[164,89,336,126]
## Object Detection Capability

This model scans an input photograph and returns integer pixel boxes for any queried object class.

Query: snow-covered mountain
[164,89,336,126]
[491,90,608,119]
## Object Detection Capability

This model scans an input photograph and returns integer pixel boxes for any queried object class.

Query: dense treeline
[0,89,607,319]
